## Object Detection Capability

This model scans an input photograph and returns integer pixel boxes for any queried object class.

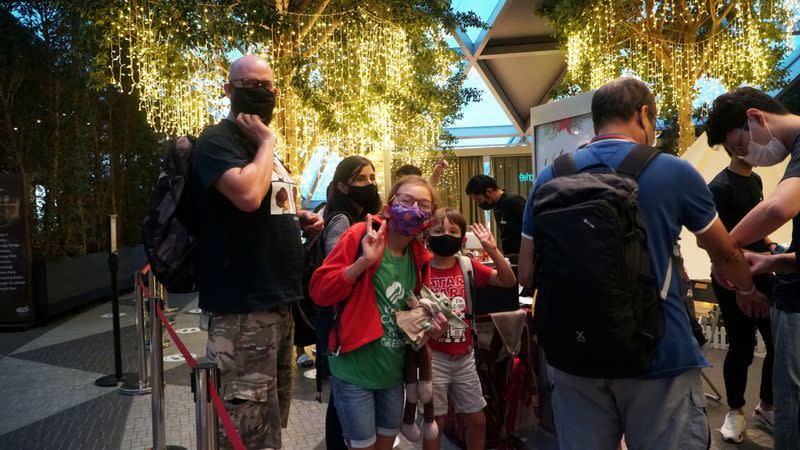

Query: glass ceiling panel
[451,0,503,46]
[450,66,514,129]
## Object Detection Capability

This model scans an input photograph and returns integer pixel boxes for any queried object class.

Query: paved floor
[0,293,775,449]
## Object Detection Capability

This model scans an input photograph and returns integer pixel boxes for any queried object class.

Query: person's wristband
[736,285,756,296]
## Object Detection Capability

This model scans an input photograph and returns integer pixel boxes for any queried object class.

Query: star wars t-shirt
[427,258,493,356]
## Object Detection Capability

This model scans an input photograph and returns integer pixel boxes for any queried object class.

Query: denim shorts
[331,377,405,448]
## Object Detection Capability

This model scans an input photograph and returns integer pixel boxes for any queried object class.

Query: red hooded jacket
[309,216,432,354]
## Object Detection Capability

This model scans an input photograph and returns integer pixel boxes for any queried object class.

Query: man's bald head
[228,55,273,82]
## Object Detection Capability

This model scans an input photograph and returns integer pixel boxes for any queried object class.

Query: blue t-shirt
[522,138,717,378]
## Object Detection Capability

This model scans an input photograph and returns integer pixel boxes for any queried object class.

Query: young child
[423,207,517,450]
[310,175,447,450]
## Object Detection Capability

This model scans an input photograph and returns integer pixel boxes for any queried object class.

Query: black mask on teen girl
[347,184,381,213]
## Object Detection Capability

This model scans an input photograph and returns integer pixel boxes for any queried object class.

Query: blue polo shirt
[522,138,717,378]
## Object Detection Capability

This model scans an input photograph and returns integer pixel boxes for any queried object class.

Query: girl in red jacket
[310,175,447,450]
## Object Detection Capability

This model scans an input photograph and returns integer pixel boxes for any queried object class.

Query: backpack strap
[616,144,660,179]
[552,153,578,177]
[455,254,479,349]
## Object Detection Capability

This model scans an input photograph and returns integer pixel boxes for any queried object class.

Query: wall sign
[0,174,34,326]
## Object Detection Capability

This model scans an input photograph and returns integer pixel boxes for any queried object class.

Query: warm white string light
[108,2,459,194]
[561,0,799,151]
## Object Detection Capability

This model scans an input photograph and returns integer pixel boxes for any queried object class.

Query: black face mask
[478,200,494,210]
[347,184,381,213]
[428,234,462,257]
[230,86,276,125]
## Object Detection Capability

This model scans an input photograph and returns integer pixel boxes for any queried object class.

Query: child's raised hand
[470,223,496,251]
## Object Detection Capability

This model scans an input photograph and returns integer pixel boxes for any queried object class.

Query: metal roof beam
[479,41,561,59]
[471,0,511,58]
[452,28,475,60]
[444,125,519,138]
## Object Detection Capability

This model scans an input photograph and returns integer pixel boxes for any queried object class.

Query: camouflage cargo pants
[207,305,294,450]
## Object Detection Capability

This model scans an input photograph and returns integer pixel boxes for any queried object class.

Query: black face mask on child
[428,234,462,257]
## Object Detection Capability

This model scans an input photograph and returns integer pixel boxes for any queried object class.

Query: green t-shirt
[329,246,417,389]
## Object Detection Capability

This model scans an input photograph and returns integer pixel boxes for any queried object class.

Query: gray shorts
[431,350,487,416]
[550,366,709,450]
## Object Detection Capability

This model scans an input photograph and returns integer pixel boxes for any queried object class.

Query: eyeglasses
[230,78,277,90]
[392,193,433,213]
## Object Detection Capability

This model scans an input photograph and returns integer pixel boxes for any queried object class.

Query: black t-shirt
[772,135,800,312]
[493,191,526,255]
[191,119,304,313]
[708,168,769,253]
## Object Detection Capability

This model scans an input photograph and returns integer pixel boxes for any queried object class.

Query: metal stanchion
[95,251,129,387]
[148,272,172,349]
[192,363,220,450]
[148,296,188,450]
[150,296,167,450]
[121,274,152,396]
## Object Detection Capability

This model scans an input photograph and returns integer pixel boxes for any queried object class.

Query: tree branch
[713,1,736,30]
[297,0,331,44]
[301,18,341,59]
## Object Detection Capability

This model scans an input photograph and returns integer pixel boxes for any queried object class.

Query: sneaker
[720,410,746,443]
[753,405,774,434]
[297,353,314,367]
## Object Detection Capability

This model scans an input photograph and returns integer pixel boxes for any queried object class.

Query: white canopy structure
[679,132,793,280]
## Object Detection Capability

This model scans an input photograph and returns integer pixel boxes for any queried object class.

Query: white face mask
[743,118,790,167]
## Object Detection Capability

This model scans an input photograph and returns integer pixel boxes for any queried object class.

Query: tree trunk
[676,79,695,154]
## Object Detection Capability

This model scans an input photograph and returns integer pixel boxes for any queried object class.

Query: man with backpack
[517,77,762,450]
[192,54,323,450]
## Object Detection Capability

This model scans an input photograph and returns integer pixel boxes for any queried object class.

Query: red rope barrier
[154,303,246,450]
[156,305,198,369]
[136,272,150,297]
[208,382,243,449]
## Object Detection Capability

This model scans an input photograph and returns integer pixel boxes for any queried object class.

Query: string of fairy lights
[107,1,457,197]
[563,0,800,128]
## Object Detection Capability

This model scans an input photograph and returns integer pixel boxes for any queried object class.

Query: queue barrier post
[192,363,221,450]
[120,273,152,396]
[150,296,167,449]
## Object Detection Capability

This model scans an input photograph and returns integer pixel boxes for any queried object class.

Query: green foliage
[537,0,792,152]
[0,1,482,259]
[0,1,162,260]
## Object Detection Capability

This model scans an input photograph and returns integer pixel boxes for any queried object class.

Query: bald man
[192,55,323,450]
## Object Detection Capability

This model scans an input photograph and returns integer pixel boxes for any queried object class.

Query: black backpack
[531,145,665,378]
[142,145,197,293]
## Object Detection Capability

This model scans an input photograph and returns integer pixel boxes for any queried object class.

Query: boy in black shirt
[709,151,776,442]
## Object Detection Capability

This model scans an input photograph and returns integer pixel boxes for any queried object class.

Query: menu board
[0,174,34,325]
